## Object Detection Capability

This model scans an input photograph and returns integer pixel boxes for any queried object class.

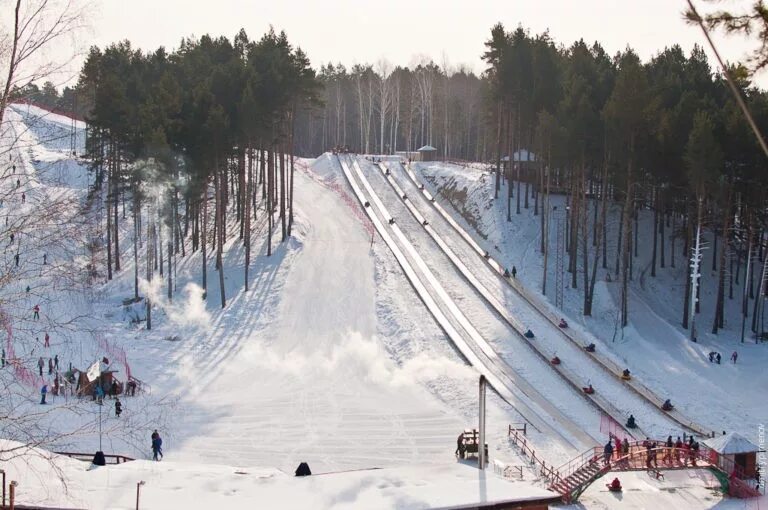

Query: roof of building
[703,432,760,454]
[417,145,437,152]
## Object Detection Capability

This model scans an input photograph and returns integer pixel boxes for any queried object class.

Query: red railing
[507,425,559,482]
[544,438,763,500]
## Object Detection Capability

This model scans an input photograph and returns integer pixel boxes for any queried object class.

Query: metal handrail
[54,451,134,464]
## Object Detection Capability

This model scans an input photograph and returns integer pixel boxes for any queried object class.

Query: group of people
[36,354,59,376]
[708,351,737,364]
[602,434,702,469]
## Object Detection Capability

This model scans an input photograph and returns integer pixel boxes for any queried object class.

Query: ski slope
[1,108,535,474]
[340,155,595,455]
[393,160,710,436]
[415,160,768,442]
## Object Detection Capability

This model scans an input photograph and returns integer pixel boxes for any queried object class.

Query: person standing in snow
[151,430,163,461]
[53,354,58,370]
[32,304,40,320]
[14,254,19,267]
[716,352,721,364]
[44,332,50,347]
[511,266,517,278]
[37,356,44,376]
[21,192,25,204]
[16,178,20,188]
[730,351,738,363]
[115,398,122,417]
[1,348,5,367]
[43,253,47,265]
[40,384,48,404]
[48,357,53,375]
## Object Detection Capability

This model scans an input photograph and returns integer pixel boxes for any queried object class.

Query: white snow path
[171,170,463,473]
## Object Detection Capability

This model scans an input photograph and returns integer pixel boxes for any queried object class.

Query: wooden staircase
[547,441,764,504]
[550,456,607,502]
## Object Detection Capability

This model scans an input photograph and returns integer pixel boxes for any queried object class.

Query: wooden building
[703,432,760,478]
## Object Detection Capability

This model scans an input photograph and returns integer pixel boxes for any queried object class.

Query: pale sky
[79,1,766,85]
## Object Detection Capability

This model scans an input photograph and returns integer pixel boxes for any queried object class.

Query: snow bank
[0,442,559,510]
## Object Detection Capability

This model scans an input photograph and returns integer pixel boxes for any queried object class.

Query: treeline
[45,21,768,335]
[294,61,492,160]
[11,81,85,119]
[482,24,768,337]
[77,28,319,318]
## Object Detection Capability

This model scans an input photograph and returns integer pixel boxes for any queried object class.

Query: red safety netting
[1,308,44,388]
[298,158,375,239]
[600,413,632,441]
[96,335,131,379]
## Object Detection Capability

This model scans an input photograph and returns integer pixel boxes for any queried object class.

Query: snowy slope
[1,106,538,480]
[0,102,748,509]
[416,161,768,443]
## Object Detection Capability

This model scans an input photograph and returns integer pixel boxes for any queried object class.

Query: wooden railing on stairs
[528,436,764,504]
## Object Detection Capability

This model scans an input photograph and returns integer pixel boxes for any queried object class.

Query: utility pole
[478,375,487,470]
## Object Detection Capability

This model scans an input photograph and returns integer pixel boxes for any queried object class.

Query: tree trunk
[245,145,253,291]
[133,194,139,300]
[216,164,226,308]
[106,151,113,281]
[202,193,208,297]
[113,147,120,272]
[620,149,634,328]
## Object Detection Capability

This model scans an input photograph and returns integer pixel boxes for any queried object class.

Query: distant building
[501,149,536,171]
[395,145,439,162]
[417,145,438,162]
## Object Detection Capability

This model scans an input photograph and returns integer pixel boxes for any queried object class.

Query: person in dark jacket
[603,440,613,464]
[40,384,48,404]
[511,266,517,278]
[151,430,163,461]
[115,398,122,417]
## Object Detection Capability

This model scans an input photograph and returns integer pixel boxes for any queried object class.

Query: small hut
[75,369,122,398]
[501,149,537,171]
[703,432,760,477]
[417,145,438,162]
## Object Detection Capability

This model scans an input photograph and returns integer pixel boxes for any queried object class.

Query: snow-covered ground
[0,101,758,509]
[1,111,535,482]
[416,161,768,443]
[0,441,561,509]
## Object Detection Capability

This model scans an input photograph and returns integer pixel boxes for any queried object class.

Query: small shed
[703,432,760,477]
[417,145,438,162]
[75,369,122,398]
[502,149,537,171]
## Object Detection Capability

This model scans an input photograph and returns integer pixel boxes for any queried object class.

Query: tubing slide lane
[369,160,652,440]
[397,161,709,437]
[335,155,592,452]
